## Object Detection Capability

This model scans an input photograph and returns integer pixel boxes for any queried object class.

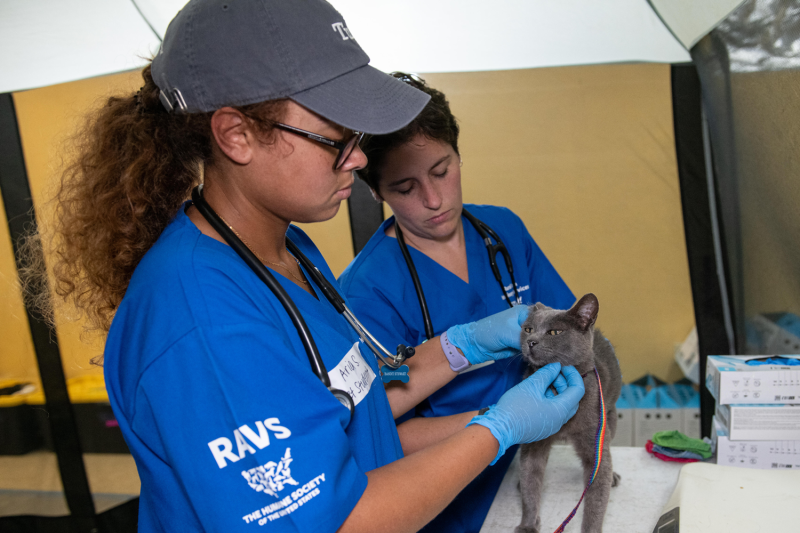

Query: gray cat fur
[516,293,622,533]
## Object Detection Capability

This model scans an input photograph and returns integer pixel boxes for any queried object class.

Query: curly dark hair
[21,64,286,334]
[358,72,459,192]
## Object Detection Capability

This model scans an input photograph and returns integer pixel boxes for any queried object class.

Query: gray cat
[516,293,622,533]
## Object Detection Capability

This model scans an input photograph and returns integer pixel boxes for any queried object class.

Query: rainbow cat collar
[553,367,606,533]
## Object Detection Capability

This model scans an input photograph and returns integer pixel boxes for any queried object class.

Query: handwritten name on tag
[329,343,376,408]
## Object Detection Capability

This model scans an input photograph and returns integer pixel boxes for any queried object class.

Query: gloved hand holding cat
[445,304,530,365]
[467,362,585,464]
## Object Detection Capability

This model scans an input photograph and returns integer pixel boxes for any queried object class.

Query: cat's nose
[528,339,538,348]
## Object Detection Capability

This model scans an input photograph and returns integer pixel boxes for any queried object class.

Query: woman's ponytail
[45,65,215,332]
[23,64,285,336]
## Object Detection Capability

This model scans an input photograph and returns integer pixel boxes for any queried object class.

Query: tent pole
[670,64,735,438]
[0,93,99,533]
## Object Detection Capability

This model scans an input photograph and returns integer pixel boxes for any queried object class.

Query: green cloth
[652,430,712,459]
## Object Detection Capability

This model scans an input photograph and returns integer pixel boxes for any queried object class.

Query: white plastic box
[609,384,634,446]
[705,355,800,405]
[632,386,682,447]
[715,403,800,441]
[712,417,800,470]
[671,383,701,439]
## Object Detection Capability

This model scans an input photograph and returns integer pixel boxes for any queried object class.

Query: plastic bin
[29,375,130,454]
[0,381,42,455]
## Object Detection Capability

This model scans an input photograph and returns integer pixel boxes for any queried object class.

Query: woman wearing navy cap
[36,1,584,531]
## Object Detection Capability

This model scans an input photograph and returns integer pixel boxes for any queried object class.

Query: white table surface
[480,445,685,533]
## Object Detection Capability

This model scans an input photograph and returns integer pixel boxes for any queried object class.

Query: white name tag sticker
[328,343,376,408]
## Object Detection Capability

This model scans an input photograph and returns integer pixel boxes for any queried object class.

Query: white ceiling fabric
[131,0,191,38]
[0,0,161,94]
[648,0,747,49]
[1,0,692,95]
[330,0,690,74]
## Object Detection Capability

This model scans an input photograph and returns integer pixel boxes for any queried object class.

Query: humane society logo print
[209,420,327,526]
[208,418,292,469]
[240,448,327,527]
[242,448,298,497]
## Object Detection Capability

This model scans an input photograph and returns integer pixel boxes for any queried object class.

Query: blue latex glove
[467,363,585,464]
[445,305,529,365]
[545,372,568,399]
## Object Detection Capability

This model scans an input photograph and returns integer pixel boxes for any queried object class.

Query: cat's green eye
[547,329,563,336]
[524,327,532,333]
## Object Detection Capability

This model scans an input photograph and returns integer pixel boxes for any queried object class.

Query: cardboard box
[716,403,800,441]
[705,355,800,405]
[609,384,635,446]
[632,385,682,447]
[674,327,700,384]
[713,416,800,470]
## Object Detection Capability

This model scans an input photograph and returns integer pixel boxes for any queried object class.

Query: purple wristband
[441,331,470,372]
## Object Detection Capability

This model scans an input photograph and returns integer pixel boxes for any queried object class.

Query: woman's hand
[467,363,585,464]
[445,305,529,365]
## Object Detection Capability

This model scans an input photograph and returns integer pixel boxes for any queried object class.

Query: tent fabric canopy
[0,0,700,95]
[0,0,159,94]
[648,0,748,49]
[331,0,690,73]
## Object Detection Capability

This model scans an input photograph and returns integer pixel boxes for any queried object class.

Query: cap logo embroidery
[331,22,354,40]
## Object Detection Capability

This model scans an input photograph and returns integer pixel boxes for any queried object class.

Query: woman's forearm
[338,424,498,533]
[396,411,477,455]
[384,337,459,418]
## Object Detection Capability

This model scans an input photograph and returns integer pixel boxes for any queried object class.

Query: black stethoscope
[395,207,521,341]
[191,185,415,423]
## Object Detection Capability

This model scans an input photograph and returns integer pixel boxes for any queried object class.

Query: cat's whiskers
[525,346,589,367]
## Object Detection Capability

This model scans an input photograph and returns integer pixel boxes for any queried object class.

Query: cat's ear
[533,302,548,312]
[568,293,599,331]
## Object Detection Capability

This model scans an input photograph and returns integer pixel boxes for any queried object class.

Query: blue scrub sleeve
[130,323,366,533]
[347,293,417,356]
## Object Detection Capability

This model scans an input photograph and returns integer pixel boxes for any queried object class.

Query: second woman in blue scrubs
[339,74,576,532]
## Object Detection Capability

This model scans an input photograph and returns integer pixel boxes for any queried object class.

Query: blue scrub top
[338,204,574,533]
[104,205,402,533]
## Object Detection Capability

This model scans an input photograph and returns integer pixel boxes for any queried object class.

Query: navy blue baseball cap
[151,0,429,134]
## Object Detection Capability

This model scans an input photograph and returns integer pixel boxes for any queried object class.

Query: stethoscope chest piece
[330,387,356,417]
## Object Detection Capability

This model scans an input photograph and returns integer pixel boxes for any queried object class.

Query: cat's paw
[515,516,541,533]
[611,472,621,487]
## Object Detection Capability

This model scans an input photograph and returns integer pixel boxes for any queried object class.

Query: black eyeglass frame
[274,123,364,170]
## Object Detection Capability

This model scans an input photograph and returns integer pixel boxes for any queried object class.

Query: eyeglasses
[274,123,364,170]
